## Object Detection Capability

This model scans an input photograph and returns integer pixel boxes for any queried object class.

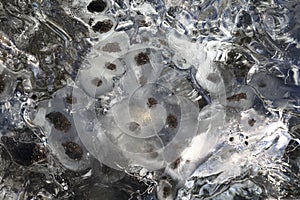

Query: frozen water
[0,0,299,199]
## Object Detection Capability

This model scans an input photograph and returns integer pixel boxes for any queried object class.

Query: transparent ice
[0,0,299,199]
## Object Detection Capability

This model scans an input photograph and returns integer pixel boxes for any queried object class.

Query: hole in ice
[87,0,107,13]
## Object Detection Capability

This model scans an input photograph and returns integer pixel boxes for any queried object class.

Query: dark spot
[147,97,158,108]
[92,20,113,33]
[167,7,176,18]
[170,157,181,169]
[91,78,103,87]
[62,141,83,160]
[206,73,220,83]
[137,19,150,27]
[1,137,47,166]
[258,81,267,88]
[0,74,5,94]
[229,137,234,142]
[163,185,171,198]
[150,151,159,158]
[88,18,94,26]
[245,141,249,146]
[236,10,252,28]
[128,122,141,132]
[248,118,256,127]
[134,52,149,66]
[227,93,247,102]
[87,0,107,13]
[241,36,252,44]
[102,42,121,52]
[2,51,7,58]
[31,94,38,100]
[65,95,77,104]
[105,63,117,70]
[166,114,178,128]
[46,112,72,133]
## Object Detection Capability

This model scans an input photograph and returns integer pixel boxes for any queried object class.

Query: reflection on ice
[0,0,299,199]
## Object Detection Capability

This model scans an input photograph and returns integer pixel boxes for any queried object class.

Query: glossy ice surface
[0,0,299,199]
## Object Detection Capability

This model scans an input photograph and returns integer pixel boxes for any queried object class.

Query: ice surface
[0,0,299,199]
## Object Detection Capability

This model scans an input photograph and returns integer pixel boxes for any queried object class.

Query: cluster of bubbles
[0,0,299,199]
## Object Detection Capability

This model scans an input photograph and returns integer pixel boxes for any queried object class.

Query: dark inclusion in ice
[166,114,178,128]
[128,122,141,133]
[102,43,121,52]
[87,0,107,13]
[147,97,158,108]
[45,112,72,133]
[226,93,247,102]
[135,52,150,66]
[91,78,103,87]
[62,141,83,161]
[1,137,47,166]
[106,63,117,70]
[92,20,113,33]
[169,157,182,169]
[65,95,77,105]
[236,10,252,28]
[248,118,256,127]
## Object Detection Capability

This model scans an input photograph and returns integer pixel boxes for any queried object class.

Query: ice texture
[0,0,299,199]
